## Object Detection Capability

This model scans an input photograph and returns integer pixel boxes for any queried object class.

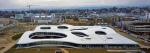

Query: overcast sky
[0,0,150,9]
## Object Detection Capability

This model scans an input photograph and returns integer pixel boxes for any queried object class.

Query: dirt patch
[0,47,5,50]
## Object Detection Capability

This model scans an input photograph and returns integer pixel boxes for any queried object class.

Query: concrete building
[113,16,150,42]
[144,13,150,22]
[112,16,138,28]
[0,24,4,28]
[15,14,24,20]
[33,14,53,24]
[23,13,35,22]
[16,24,139,52]
[51,13,79,24]
[128,22,150,42]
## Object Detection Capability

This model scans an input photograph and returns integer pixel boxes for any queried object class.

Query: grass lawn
[12,33,23,40]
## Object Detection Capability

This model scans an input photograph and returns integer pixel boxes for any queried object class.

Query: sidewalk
[60,48,69,53]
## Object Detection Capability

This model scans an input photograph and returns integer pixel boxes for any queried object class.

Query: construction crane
[26,0,40,17]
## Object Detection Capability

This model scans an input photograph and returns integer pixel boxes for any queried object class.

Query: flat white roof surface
[17,24,138,45]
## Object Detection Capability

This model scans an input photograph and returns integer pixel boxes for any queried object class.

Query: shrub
[12,33,23,40]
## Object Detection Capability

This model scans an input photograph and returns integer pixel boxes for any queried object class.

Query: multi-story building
[112,16,138,28]
[113,16,150,42]
[33,14,53,24]
[14,14,24,20]
[51,13,79,24]
[128,22,150,42]
[144,13,150,22]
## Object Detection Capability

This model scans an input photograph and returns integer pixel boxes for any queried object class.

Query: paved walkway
[60,48,69,53]
[107,50,141,52]
[139,44,150,49]
[114,27,150,48]
[0,41,16,53]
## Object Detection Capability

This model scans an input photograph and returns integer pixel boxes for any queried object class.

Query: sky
[0,0,150,9]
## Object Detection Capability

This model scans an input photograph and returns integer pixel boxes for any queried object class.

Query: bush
[12,33,23,40]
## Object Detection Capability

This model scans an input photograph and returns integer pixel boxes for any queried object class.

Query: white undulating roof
[17,24,138,45]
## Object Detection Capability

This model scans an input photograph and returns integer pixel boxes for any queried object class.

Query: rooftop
[17,24,138,45]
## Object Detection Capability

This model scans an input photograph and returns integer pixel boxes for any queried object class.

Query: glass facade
[29,32,67,39]
[17,41,139,49]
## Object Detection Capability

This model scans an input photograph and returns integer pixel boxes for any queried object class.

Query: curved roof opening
[95,31,107,35]
[102,28,106,29]
[40,27,51,29]
[57,26,68,29]
[29,32,67,39]
[107,37,113,39]
[71,32,88,37]
[71,28,88,31]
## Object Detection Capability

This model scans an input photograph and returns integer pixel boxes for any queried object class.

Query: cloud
[0,0,150,9]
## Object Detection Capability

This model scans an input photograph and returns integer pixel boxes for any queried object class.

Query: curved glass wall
[71,32,89,37]
[29,32,67,39]
[17,41,139,49]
